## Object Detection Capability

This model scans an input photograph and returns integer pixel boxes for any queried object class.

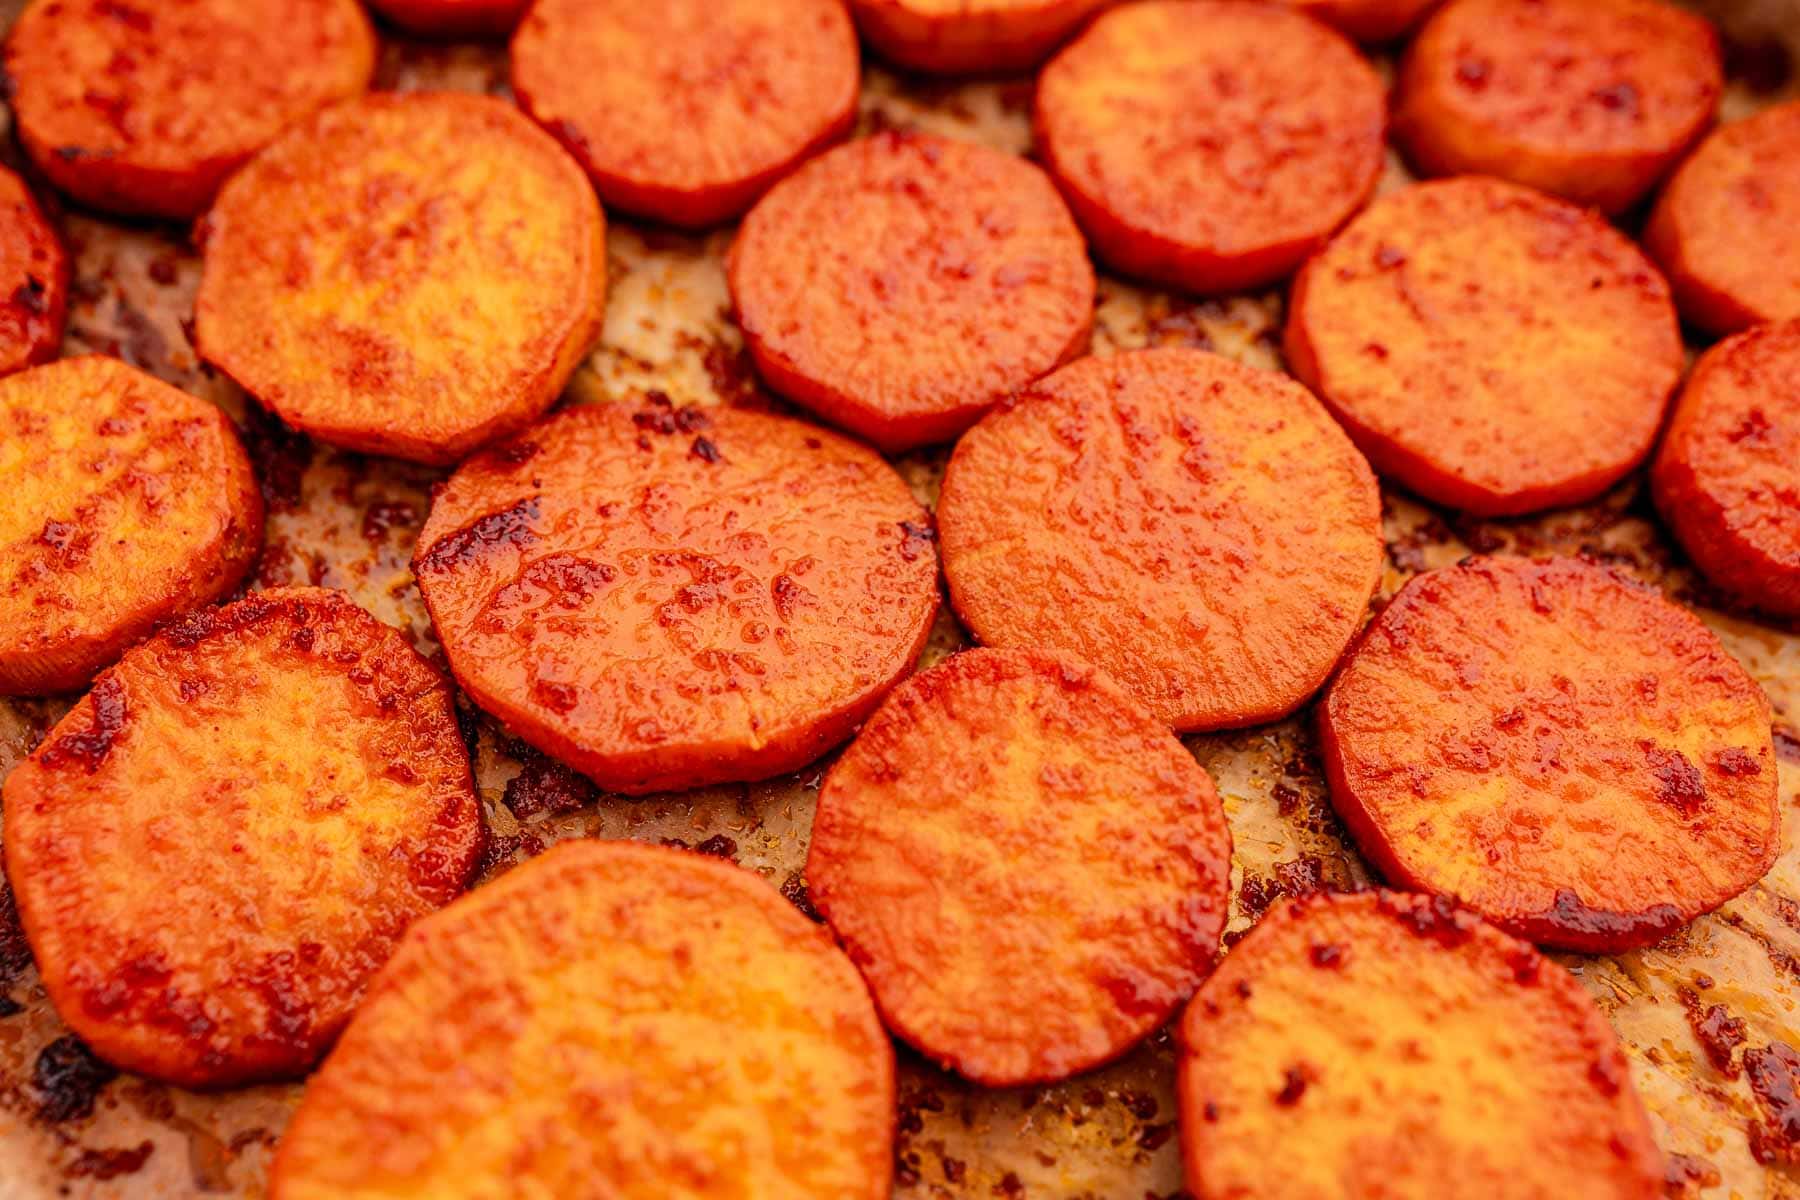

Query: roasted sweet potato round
[367,0,527,36]
[1393,0,1721,215]
[728,131,1095,452]
[512,0,858,228]
[938,347,1382,732]
[1034,0,1385,295]
[194,92,605,466]
[0,356,261,696]
[415,399,940,795]
[270,839,894,1200]
[1645,100,1800,337]
[1285,177,1683,517]
[1179,890,1664,1200]
[1652,319,1800,618]
[3,0,375,220]
[1282,0,1441,42]
[849,0,1115,73]
[1320,556,1778,953]
[0,166,68,376]
[808,647,1232,1086]
[1,587,482,1088]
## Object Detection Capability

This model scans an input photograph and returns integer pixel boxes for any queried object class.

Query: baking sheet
[0,2,1798,1196]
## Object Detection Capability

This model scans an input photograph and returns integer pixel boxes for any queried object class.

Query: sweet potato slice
[849,0,1115,73]
[1282,0,1441,42]
[938,347,1382,732]
[1285,177,1683,516]
[269,840,894,1200]
[511,0,858,228]
[1652,319,1800,618]
[1393,0,1721,215]
[194,92,605,467]
[1645,100,1800,337]
[0,357,261,696]
[1,587,482,1087]
[1179,890,1665,1200]
[414,399,940,795]
[0,166,68,376]
[728,131,1094,452]
[367,0,527,37]
[1320,556,1778,953]
[807,647,1232,1086]
[3,0,374,220]
[1034,0,1385,295]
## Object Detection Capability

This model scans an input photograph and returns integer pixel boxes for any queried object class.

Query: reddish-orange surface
[0,166,67,376]
[807,648,1232,1086]
[414,399,940,795]
[849,0,1117,73]
[2,0,374,220]
[1652,319,1800,618]
[194,92,606,466]
[1286,177,1683,516]
[1283,0,1442,42]
[1393,0,1721,214]
[728,131,1095,452]
[1646,100,1800,336]
[270,840,894,1200]
[0,356,261,695]
[1,587,482,1088]
[1034,0,1385,295]
[1320,556,1778,953]
[366,0,527,36]
[511,0,859,228]
[1179,890,1665,1199]
[938,347,1382,732]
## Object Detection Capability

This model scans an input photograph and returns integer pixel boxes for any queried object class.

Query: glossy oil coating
[0,356,261,695]
[849,0,1117,73]
[194,92,605,466]
[728,130,1095,452]
[1652,319,1800,618]
[1320,556,1778,953]
[3,0,374,220]
[414,399,941,795]
[270,840,894,1200]
[1285,177,1684,516]
[1281,0,1441,42]
[1,587,483,1088]
[938,347,1383,732]
[807,648,1232,1086]
[1034,0,1386,295]
[1179,890,1664,1200]
[511,0,859,228]
[1393,0,1722,214]
[0,166,67,376]
[366,0,527,36]
[1645,100,1800,337]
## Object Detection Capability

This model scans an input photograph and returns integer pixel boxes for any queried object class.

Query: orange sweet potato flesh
[194,92,605,466]
[1285,177,1683,517]
[1179,890,1665,1200]
[512,0,859,228]
[807,647,1232,1086]
[1283,0,1441,42]
[1034,0,1385,295]
[414,399,940,795]
[0,166,68,376]
[1393,0,1721,215]
[728,131,1095,452]
[3,0,374,220]
[849,0,1117,73]
[1320,556,1778,953]
[269,840,894,1200]
[1652,319,1800,618]
[1645,100,1800,337]
[1,587,483,1088]
[939,347,1381,733]
[0,357,262,696]
[367,0,527,36]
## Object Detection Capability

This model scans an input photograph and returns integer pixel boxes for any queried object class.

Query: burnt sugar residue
[501,751,595,820]
[1746,1041,1800,1165]
[414,497,541,575]
[1663,1151,1721,1196]
[32,1036,118,1123]
[37,675,127,773]
[1678,987,1746,1076]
